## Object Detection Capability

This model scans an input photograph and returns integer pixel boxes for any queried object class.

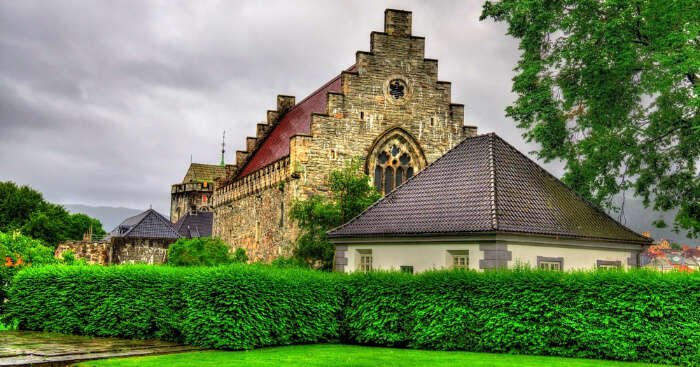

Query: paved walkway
[0,331,197,366]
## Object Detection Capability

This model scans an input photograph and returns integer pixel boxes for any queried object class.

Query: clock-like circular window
[383,75,412,105]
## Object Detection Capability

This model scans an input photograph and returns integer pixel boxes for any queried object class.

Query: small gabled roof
[183,163,227,183]
[174,211,213,238]
[328,133,651,244]
[109,209,181,239]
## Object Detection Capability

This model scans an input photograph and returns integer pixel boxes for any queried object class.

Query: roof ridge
[121,209,153,237]
[150,209,181,238]
[328,134,491,235]
[489,134,650,243]
[487,133,499,230]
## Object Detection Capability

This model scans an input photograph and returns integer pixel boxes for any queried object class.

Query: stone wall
[110,237,172,265]
[55,237,175,265]
[55,241,111,265]
[213,9,475,262]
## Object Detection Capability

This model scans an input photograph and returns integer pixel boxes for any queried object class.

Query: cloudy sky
[0,1,693,243]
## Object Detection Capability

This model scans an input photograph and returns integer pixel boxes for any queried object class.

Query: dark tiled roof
[109,209,181,239]
[174,211,213,238]
[327,133,650,243]
[237,65,357,178]
[183,163,227,183]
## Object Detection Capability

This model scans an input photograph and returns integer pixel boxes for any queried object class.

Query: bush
[0,231,58,315]
[181,265,342,349]
[167,237,234,266]
[4,266,699,365]
[342,269,700,366]
[5,264,343,349]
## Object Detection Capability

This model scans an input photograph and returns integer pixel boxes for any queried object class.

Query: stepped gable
[328,133,651,244]
[174,212,213,238]
[183,163,226,183]
[109,209,181,239]
[236,65,357,179]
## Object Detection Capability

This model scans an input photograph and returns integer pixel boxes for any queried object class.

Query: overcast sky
[0,1,693,243]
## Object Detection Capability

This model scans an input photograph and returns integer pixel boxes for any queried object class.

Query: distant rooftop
[108,209,181,239]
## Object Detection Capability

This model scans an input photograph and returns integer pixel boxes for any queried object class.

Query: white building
[327,133,651,273]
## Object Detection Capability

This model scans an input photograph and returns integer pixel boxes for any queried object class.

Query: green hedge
[343,270,700,366]
[4,264,343,349]
[5,266,699,366]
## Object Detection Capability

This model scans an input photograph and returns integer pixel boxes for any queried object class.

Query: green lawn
[76,344,668,367]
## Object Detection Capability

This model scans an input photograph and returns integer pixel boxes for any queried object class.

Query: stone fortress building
[210,9,477,262]
[171,163,232,223]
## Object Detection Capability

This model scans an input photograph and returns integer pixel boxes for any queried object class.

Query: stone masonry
[213,9,477,262]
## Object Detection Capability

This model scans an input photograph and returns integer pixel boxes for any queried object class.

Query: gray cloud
[0,0,694,244]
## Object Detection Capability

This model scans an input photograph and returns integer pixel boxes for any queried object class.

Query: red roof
[237,66,355,178]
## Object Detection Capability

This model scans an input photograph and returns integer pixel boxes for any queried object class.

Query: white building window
[537,256,563,271]
[448,250,469,270]
[358,250,372,272]
[597,260,621,270]
[540,261,561,271]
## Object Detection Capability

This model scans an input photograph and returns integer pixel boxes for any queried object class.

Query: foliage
[270,256,310,269]
[343,269,700,366]
[0,231,59,315]
[167,237,238,267]
[4,265,185,340]
[5,264,343,349]
[5,265,699,365]
[480,0,700,238]
[0,181,107,247]
[73,344,669,367]
[289,158,381,270]
[231,247,249,263]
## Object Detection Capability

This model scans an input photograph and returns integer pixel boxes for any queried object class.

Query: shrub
[4,266,699,365]
[0,231,58,315]
[231,247,248,263]
[167,237,233,266]
[5,264,343,349]
[342,269,700,366]
[4,265,186,340]
[180,265,342,349]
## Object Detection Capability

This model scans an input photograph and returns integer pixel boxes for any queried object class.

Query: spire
[220,131,226,167]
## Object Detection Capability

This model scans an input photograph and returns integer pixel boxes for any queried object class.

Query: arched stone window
[366,128,426,195]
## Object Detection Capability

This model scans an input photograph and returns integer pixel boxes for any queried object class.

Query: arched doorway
[366,127,426,195]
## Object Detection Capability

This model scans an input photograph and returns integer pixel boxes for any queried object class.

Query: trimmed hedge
[5,266,700,366]
[5,264,343,349]
[343,270,700,366]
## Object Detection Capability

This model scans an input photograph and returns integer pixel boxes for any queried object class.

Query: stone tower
[213,9,477,261]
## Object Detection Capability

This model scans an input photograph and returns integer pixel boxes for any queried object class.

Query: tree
[0,181,106,247]
[289,158,381,270]
[167,237,238,266]
[480,0,699,238]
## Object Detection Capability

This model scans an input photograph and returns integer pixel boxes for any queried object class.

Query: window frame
[357,249,372,272]
[596,260,621,270]
[447,250,469,270]
[537,256,564,271]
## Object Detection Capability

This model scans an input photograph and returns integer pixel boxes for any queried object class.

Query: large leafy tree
[289,158,381,270]
[481,0,699,238]
[0,181,106,247]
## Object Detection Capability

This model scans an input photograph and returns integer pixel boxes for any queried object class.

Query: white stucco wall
[341,241,636,273]
[507,244,632,271]
[345,243,480,273]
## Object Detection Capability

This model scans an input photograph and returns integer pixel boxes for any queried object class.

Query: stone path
[0,331,198,366]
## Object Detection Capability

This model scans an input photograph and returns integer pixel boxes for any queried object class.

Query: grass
[75,344,667,367]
